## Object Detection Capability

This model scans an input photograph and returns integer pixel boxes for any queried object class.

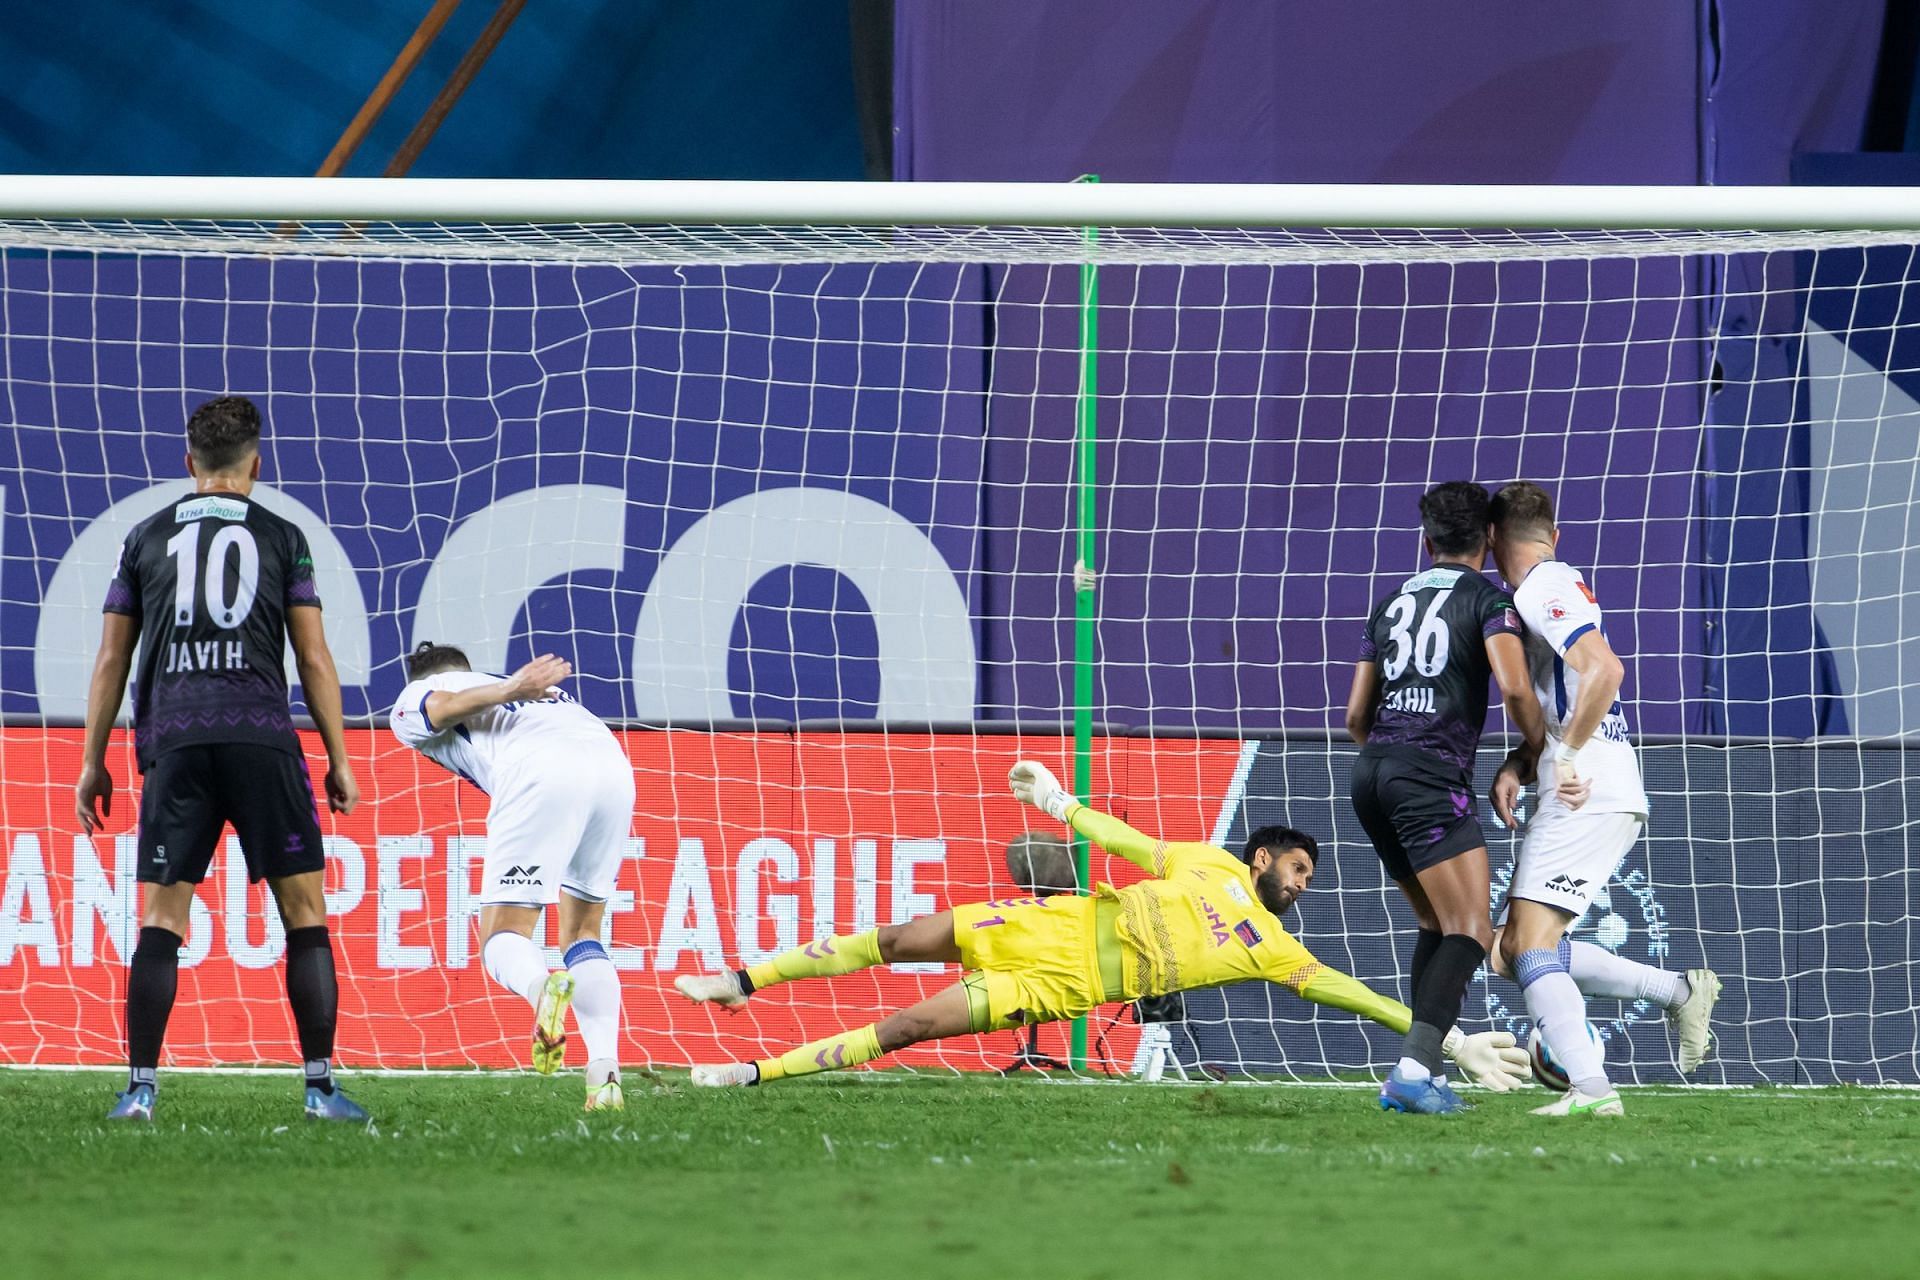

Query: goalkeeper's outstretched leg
[675,913,964,1009]
[690,979,994,1087]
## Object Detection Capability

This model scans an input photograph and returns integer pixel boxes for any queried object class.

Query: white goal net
[0,179,1914,1085]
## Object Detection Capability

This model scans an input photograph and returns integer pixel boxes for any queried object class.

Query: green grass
[2,1070,1915,1280]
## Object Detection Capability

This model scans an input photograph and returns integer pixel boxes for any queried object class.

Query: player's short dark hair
[1004,830,1080,895]
[1488,481,1557,541]
[1243,824,1319,868]
[406,642,471,681]
[1419,481,1491,557]
[186,395,263,472]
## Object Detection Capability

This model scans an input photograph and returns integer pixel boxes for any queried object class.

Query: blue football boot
[1378,1066,1471,1114]
[304,1084,370,1123]
[106,1082,155,1122]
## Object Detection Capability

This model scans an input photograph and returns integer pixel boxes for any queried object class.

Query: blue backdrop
[0,1,864,180]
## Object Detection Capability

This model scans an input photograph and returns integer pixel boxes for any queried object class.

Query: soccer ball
[1527,1020,1604,1092]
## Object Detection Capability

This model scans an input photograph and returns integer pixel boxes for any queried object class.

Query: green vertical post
[1070,174,1100,1071]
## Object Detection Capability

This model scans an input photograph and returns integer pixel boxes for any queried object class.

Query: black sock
[1409,928,1443,1005]
[126,926,182,1091]
[284,926,338,1092]
[1406,933,1489,1074]
[734,968,757,996]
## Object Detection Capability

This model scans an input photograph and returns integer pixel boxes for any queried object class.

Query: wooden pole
[384,0,527,178]
[316,0,464,178]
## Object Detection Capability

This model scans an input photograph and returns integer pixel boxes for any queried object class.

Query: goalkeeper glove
[1442,1026,1530,1092]
[1008,760,1075,822]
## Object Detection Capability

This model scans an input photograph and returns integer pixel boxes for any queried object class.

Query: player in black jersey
[1345,480,1545,1114]
[75,395,368,1123]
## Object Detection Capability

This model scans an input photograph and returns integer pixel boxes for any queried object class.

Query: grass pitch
[2,1070,1914,1280]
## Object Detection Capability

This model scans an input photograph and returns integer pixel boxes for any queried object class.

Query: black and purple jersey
[103,492,322,770]
[1357,564,1520,772]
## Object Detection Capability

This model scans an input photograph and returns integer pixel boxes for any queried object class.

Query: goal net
[0,179,1915,1086]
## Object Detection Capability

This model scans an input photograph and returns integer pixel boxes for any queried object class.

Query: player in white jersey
[390,642,634,1111]
[1486,483,1720,1117]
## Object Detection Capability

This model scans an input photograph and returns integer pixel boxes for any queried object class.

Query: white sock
[1395,1056,1431,1081]
[482,931,548,1009]
[1517,948,1611,1097]
[1567,940,1687,1008]
[565,939,623,1068]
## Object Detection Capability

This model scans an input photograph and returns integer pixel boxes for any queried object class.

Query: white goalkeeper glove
[1442,1026,1530,1092]
[1008,760,1075,822]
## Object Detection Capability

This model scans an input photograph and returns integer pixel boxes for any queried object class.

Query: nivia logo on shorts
[499,864,541,885]
[1482,855,1670,1041]
[1545,874,1588,895]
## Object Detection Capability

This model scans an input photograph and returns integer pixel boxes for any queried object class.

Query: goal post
[0,177,1918,1086]
[6,174,1920,230]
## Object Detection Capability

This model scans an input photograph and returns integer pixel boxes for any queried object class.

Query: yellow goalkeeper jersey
[1101,839,1319,1000]
[1066,801,1411,1032]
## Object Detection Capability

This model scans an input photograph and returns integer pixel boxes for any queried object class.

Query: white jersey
[390,669,622,799]
[1511,560,1649,817]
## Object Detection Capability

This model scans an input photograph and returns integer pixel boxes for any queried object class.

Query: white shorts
[1497,804,1644,922]
[480,746,635,907]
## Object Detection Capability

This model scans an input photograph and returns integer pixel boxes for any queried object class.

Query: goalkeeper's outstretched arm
[1285,962,1413,1034]
[1007,760,1161,873]
[1280,960,1530,1089]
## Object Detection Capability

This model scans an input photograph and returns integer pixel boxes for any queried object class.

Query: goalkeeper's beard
[1253,866,1298,916]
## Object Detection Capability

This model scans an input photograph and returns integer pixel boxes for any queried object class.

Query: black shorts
[137,744,326,886]
[1349,744,1487,883]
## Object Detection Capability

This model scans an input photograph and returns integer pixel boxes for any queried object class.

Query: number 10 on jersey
[165,523,260,629]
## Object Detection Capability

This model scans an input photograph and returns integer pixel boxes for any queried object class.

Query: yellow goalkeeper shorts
[951,895,1118,1029]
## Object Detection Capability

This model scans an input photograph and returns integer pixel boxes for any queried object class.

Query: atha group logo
[1482,853,1672,1042]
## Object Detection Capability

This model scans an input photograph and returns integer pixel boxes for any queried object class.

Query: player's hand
[325,762,360,816]
[1502,744,1538,786]
[1554,744,1592,810]
[502,653,572,702]
[1442,1027,1530,1092]
[1009,760,1074,822]
[1490,764,1526,830]
[76,761,114,835]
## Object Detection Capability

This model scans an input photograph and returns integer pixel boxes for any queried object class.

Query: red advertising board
[0,728,1246,1072]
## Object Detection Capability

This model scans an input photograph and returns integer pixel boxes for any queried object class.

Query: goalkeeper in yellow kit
[677,761,1530,1092]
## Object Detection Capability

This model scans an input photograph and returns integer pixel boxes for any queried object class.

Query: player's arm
[1486,630,1547,829]
[1285,962,1411,1032]
[76,612,139,834]
[1557,628,1624,754]
[289,606,360,816]
[1486,632,1545,761]
[419,654,573,729]
[1343,661,1380,743]
[1345,622,1383,743]
[1008,760,1163,874]
[1547,629,1623,809]
[1272,951,1530,1090]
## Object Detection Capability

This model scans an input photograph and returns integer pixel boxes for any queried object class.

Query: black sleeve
[284,523,321,609]
[102,530,142,623]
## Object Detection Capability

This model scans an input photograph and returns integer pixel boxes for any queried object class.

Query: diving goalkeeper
[677,761,1530,1091]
